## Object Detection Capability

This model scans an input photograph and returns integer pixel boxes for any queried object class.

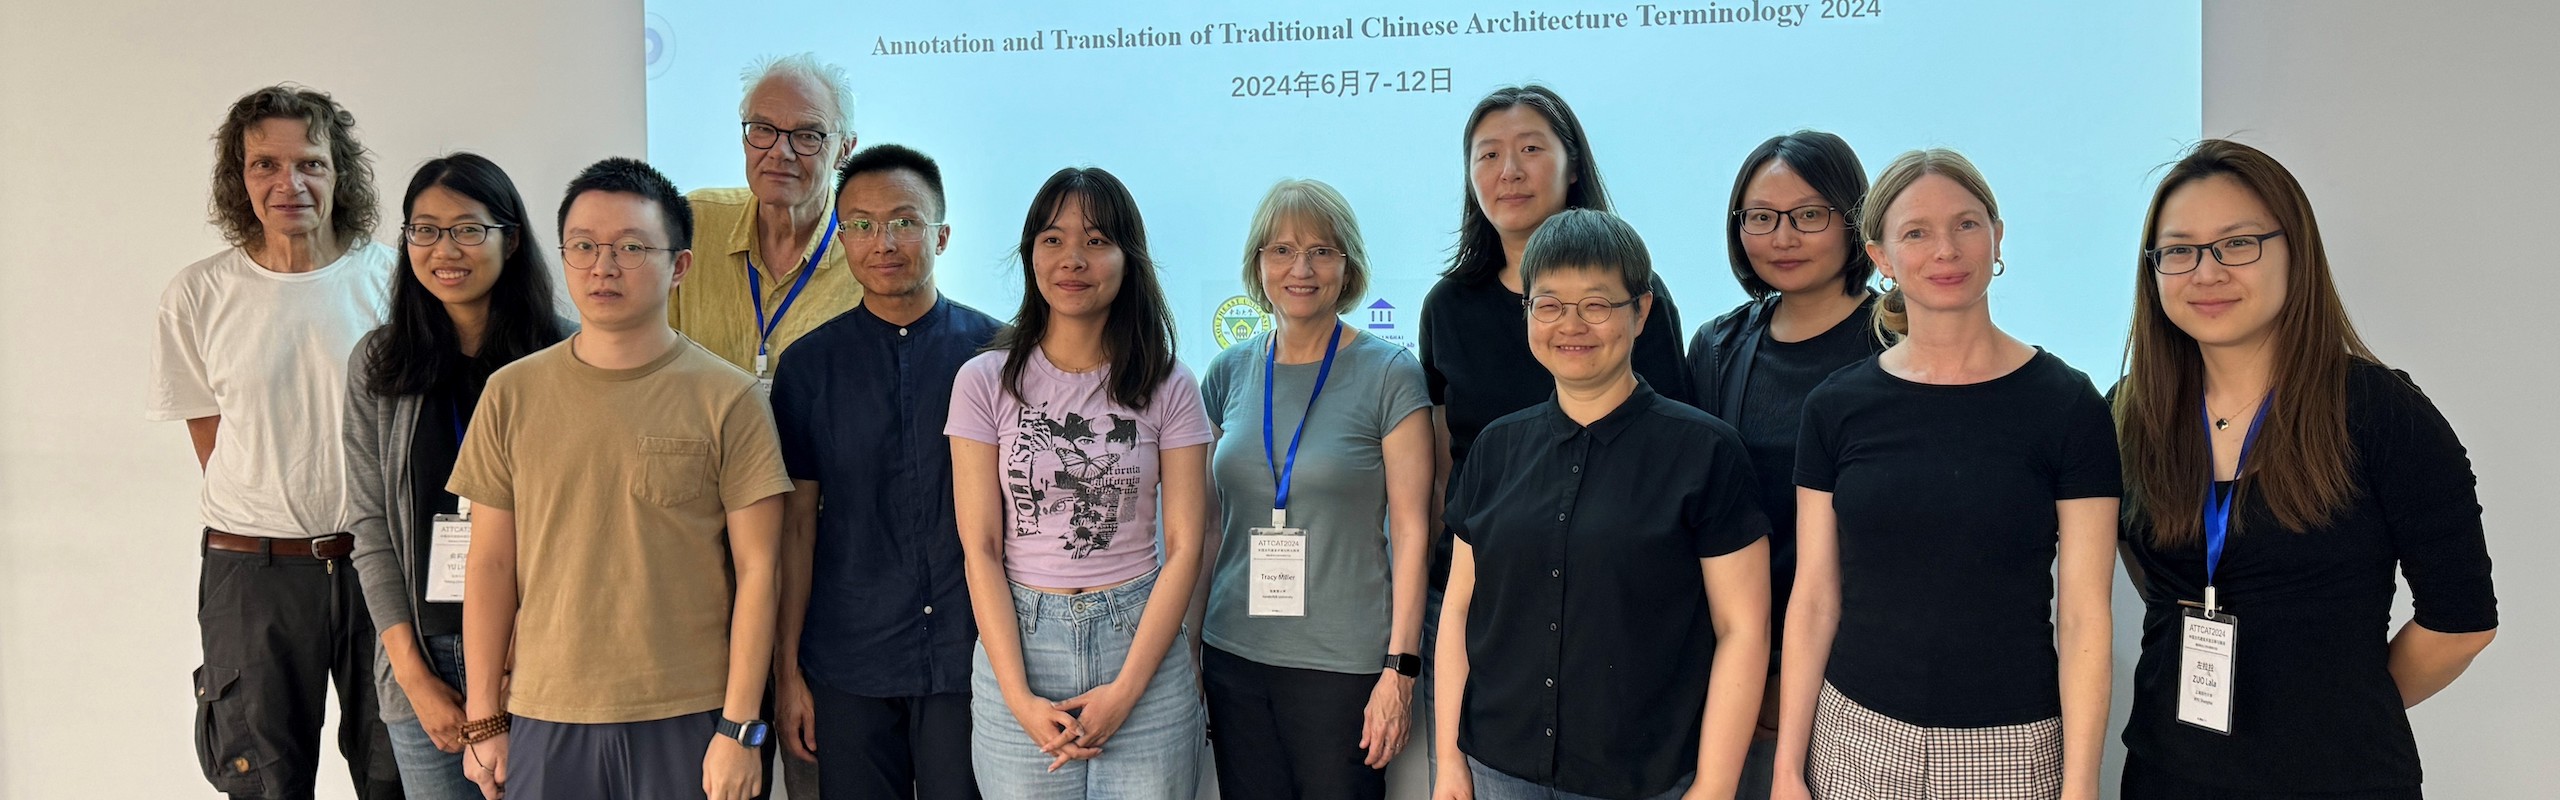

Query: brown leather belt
[202,529,355,560]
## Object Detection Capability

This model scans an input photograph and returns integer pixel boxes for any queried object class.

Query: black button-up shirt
[1446,380,1767,798]
[770,297,1003,697]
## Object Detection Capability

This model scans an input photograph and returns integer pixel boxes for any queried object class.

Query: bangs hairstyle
[1445,84,1611,284]
[989,167,1178,410]
[209,85,378,249]
[556,157,694,247]
[1518,208,1654,302]
[366,153,569,396]
[2115,139,2374,548]
[1240,179,1370,316]
[1727,130,1874,298]
[1859,148,2000,343]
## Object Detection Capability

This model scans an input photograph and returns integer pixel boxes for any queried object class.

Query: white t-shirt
[148,242,394,538]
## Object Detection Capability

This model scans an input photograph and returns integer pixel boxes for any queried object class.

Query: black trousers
[193,541,401,800]
[1202,645,1387,800]
[808,681,979,800]
[2121,754,2422,800]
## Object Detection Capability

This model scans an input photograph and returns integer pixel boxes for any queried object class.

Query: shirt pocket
[637,436,714,506]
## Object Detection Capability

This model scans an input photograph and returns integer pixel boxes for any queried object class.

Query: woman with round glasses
[948,167,1211,799]
[1198,179,1434,799]
[344,152,569,799]
[1682,131,1885,799]
[1772,149,2118,800]
[2112,140,2496,799]
[1435,208,1771,800]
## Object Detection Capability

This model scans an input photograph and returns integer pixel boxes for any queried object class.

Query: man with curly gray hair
[147,84,404,800]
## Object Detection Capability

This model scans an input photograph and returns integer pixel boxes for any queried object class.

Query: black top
[2120,362,2496,794]
[1447,380,1767,799]
[770,297,1005,698]
[1420,273,1693,590]
[1794,350,2120,727]
[405,357,493,638]
[1685,295,1882,647]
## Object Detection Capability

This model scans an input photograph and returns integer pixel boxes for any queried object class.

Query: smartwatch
[1384,653,1422,678]
[716,717,770,749]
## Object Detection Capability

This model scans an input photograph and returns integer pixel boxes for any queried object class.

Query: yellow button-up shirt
[671,187,863,376]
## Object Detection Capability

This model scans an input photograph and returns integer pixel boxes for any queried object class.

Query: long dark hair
[1443,84,1611,285]
[364,153,568,396]
[988,167,1178,410]
[1726,130,1874,299]
[2115,139,2372,547]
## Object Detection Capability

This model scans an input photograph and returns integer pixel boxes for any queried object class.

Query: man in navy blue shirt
[770,144,1001,799]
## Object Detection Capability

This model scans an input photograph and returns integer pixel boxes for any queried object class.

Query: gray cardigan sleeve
[343,330,417,638]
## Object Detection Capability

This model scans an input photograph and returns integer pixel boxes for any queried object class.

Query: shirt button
[1556,513,1566,522]
[923,605,934,615]
[1548,622,1559,631]
[1571,465,1580,473]
[1544,727,1554,737]
[1545,678,1555,687]
[1550,569,1561,578]
[899,327,910,337]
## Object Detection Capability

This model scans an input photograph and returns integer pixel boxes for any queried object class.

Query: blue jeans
[382,634,479,800]
[1467,756,1693,800]
[970,569,1204,799]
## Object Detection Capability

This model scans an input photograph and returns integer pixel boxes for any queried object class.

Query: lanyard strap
[2200,393,2272,611]
[1263,322,1345,523]
[746,210,836,361]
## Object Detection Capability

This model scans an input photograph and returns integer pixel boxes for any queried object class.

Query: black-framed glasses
[2146,231,2284,274]
[837,217,945,244]
[741,121,834,157]
[403,222,506,247]
[1257,243,1347,268]
[1525,294,1642,324]
[1733,205,1839,235]
[559,238,675,271]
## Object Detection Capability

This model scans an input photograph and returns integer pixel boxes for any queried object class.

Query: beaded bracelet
[459,714,512,745]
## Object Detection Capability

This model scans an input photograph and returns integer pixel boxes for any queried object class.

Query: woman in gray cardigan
[344,153,568,798]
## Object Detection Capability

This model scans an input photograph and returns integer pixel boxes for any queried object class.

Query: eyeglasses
[1257,243,1347,268]
[741,121,835,157]
[559,238,675,271]
[2146,231,2285,274]
[1733,205,1839,235]
[1525,295,1642,324]
[837,217,945,244]
[403,222,506,247]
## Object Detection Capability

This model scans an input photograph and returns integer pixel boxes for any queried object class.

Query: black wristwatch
[1384,653,1422,678]
[716,717,770,749]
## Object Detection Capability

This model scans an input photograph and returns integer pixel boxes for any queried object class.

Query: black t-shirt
[1447,380,1767,798]
[1795,349,2120,727]
[2120,362,2497,795]
[1698,298,1882,647]
[406,358,492,637]
[1420,273,1693,589]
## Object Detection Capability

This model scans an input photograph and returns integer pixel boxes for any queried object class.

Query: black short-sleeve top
[2120,361,2497,795]
[1794,349,2121,728]
[1446,379,1768,798]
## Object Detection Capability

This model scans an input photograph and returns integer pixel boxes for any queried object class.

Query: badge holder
[2175,588,2238,735]
[1248,508,1308,618]
[425,498,473,603]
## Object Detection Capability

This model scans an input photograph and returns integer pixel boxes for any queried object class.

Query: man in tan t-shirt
[449,157,792,800]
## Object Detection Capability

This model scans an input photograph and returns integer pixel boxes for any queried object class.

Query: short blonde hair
[1859,148,2000,341]
[1239,179,1370,316]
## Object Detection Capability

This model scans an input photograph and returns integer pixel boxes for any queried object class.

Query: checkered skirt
[1805,682,2062,800]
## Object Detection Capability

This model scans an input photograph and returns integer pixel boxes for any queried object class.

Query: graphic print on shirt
[1002,403,1141,557]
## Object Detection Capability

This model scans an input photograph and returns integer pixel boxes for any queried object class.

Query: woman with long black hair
[344,152,570,798]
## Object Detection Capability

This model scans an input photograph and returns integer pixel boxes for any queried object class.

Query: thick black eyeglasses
[1733,205,1839,235]
[2146,231,2285,274]
[741,121,834,157]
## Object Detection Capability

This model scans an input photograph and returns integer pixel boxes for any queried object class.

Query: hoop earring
[1992,258,2007,277]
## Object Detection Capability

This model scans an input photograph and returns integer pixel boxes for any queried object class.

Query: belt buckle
[308,533,352,562]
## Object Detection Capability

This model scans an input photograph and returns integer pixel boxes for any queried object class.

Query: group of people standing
[151,52,2498,800]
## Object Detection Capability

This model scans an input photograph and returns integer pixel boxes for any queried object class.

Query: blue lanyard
[2200,394,2271,614]
[1263,322,1344,525]
[745,210,835,365]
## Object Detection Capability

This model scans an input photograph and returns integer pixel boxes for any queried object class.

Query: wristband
[459,714,512,745]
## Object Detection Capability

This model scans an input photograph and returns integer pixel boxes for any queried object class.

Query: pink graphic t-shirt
[946,347,1214,588]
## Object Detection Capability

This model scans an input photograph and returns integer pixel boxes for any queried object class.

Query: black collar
[1537,376,1659,446]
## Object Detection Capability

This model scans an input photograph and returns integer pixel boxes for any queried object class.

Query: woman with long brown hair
[2113,139,2498,798]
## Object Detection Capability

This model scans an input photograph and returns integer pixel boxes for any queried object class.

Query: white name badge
[424,514,472,603]
[2176,607,2239,735]
[1247,525,1307,618]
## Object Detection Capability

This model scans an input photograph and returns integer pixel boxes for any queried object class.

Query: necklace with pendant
[2209,394,2266,431]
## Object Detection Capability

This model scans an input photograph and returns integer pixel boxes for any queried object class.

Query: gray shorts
[510,711,719,800]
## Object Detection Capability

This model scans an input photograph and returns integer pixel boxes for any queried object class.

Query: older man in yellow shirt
[673,53,864,387]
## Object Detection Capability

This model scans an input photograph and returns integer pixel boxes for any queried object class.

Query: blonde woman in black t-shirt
[1771,150,2119,800]
[2112,140,2496,799]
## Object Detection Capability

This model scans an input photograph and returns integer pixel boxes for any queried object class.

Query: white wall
[2,1,2552,798]
[2200,2,2560,795]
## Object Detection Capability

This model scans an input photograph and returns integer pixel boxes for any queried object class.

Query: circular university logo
[1212,296,1273,349]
